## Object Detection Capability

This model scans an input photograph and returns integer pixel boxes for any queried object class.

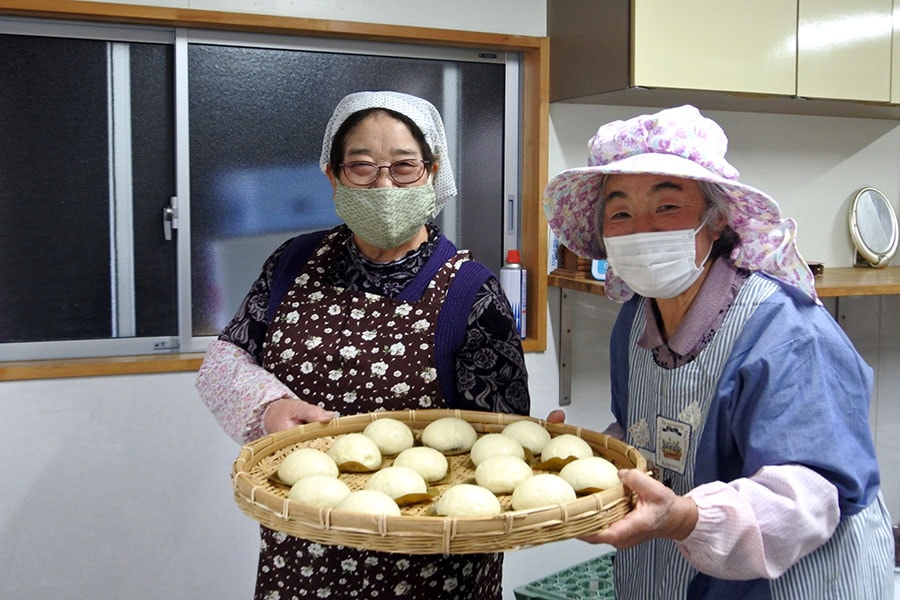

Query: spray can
[499,249,527,339]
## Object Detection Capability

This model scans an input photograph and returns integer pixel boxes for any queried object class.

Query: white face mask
[334,181,435,249]
[604,223,712,299]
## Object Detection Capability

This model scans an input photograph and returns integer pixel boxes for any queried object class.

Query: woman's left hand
[263,396,336,434]
[579,468,698,549]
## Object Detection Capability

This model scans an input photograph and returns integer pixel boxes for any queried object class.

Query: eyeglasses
[339,159,430,186]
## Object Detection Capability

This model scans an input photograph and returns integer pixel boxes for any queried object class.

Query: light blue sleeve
[702,289,879,516]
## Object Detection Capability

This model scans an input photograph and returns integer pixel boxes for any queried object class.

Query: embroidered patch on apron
[656,416,691,475]
[628,418,650,448]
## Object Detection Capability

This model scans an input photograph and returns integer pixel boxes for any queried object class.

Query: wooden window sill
[0,353,205,381]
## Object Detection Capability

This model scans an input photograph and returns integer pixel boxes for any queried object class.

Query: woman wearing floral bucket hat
[544,105,894,599]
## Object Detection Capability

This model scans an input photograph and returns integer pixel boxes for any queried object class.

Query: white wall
[84,0,547,36]
[0,373,260,600]
[2,2,899,599]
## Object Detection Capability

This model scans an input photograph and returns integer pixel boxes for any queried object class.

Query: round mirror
[849,187,898,268]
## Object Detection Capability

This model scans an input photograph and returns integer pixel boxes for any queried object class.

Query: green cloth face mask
[334,182,436,249]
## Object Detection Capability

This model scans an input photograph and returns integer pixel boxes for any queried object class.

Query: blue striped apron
[615,274,895,599]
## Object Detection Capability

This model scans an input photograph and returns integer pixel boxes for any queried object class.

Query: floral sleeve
[455,276,530,416]
[218,239,291,359]
[196,240,293,444]
[196,339,297,444]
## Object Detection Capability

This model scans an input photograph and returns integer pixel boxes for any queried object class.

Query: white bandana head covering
[320,91,457,215]
[543,105,818,304]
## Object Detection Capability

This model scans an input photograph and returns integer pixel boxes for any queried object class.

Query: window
[0,18,523,362]
[0,21,177,360]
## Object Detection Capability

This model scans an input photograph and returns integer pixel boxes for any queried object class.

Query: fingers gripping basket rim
[231,408,646,555]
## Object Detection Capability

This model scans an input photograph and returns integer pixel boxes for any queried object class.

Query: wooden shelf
[548,270,606,296]
[548,266,900,299]
[811,266,900,297]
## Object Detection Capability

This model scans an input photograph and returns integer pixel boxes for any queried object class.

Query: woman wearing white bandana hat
[544,105,893,599]
[197,91,529,599]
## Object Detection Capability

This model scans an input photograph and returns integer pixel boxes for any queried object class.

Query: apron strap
[266,229,329,323]
[434,260,492,406]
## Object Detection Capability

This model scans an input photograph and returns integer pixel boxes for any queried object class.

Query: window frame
[0,17,179,358]
[0,0,548,381]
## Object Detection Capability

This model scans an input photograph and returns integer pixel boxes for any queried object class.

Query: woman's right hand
[546,409,566,424]
[263,397,336,434]
[578,468,698,548]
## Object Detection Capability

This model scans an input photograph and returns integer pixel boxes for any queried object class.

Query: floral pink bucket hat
[543,105,818,303]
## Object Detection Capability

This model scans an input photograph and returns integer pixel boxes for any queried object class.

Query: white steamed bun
[433,484,502,517]
[559,456,620,492]
[277,447,339,485]
[421,417,478,453]
[469,433,525,466]
[392,446,449,482]
[474,455,533,494]
[365,466,427,500]
[540,434,593,464]
[336,490,401,516]
[511,474,576,510]
[363,418,415,455]
[328,433,383,470]
[502,420,551,454]
[287,475,351,508]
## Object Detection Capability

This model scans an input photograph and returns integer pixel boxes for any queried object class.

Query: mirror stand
[854,251,878,268]
[848,187,899,269]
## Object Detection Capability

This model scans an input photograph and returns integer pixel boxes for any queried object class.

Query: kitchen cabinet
[631,0,796,96]
[894,0,900,102]
[549,0,900,118]
[797,0,894,102]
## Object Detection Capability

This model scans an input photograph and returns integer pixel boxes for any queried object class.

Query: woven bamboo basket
[232,408,645,555]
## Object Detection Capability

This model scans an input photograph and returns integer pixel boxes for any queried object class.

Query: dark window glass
[0,35,111,342]
[0,34,176,344]
[188,43,505,335]
[131,43,178,336]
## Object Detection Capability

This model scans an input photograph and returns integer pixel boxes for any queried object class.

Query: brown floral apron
[255,228,503,599]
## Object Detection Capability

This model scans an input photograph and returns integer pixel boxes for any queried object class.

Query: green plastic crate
[513,551,616,600]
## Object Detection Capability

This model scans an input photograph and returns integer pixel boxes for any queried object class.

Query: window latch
[163,196,179,241]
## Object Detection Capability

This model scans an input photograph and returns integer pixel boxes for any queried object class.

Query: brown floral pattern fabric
[255,532,502,600]
[261,227,453,412]
[229,225,523,599]
[219,224,529,415]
